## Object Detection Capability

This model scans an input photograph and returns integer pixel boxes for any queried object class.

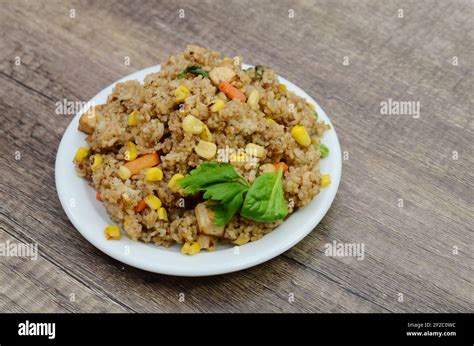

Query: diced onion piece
[233,233,250,246]
[197,234,217,250]
[311,135,320,145]
[247,89,260,110]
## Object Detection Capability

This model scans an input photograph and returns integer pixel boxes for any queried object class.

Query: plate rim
[55,64,342,276]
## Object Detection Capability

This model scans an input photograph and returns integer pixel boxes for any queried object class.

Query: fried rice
[74,45,328,253]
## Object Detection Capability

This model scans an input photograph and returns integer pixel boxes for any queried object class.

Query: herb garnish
[241,166,288,222]
[179,162,288,226]
[255,65,265,80]
[313,110,318,120]
[179,163,250,226]
[205,182,249,226]
[177,65,209,79]
[315,143,329,159]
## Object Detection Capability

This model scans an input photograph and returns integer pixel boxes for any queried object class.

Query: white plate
[55,64,342,276]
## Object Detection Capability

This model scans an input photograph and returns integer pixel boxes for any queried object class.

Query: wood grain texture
[0,0,472,313]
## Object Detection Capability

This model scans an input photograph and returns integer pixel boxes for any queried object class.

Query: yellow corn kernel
[307,102,316,110]
[279,84,287,91]
[266,118,276,124]
[118,165,132,180]
[124,142,138,161]
[168,173,184,192]
[104,225,121,240]
[74,146,91,162]
[145,167,163,182]
[320,174,331,188]
[157,207,168,221]
[175,85,190,102]
[233,233,250,246]
[181,241,201,255]
[247,89,260,110]
[128,111,139,126]
[195,140,217,160]
[200,125,213,142]
[291,125,311,147]
[230,151,248,163]
[245,143,265,158]
[182,115,204,134]
[210,99,225,112]
[178,85,190,93]
[311,135,320,145]
[144,194,161,210]
[260,163,277,174]
[90,154,103,171]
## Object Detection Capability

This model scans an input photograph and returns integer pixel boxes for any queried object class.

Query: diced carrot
[274,162,288,174]
[96,191,103,202]
[124,153,160,175]
[218,81,246,102]
[134,199,147,212]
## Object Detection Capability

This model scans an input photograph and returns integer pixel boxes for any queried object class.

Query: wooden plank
[0,228,129,312]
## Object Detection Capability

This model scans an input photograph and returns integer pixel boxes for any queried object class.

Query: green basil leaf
[202,181,249,203]
[179,162,247,194]
[240,166,288,222]
[208,188,247,226]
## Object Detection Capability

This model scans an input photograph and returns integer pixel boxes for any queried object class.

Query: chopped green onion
[315,143,329,158]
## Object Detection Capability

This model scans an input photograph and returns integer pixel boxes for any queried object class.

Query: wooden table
[0,0,472,313]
